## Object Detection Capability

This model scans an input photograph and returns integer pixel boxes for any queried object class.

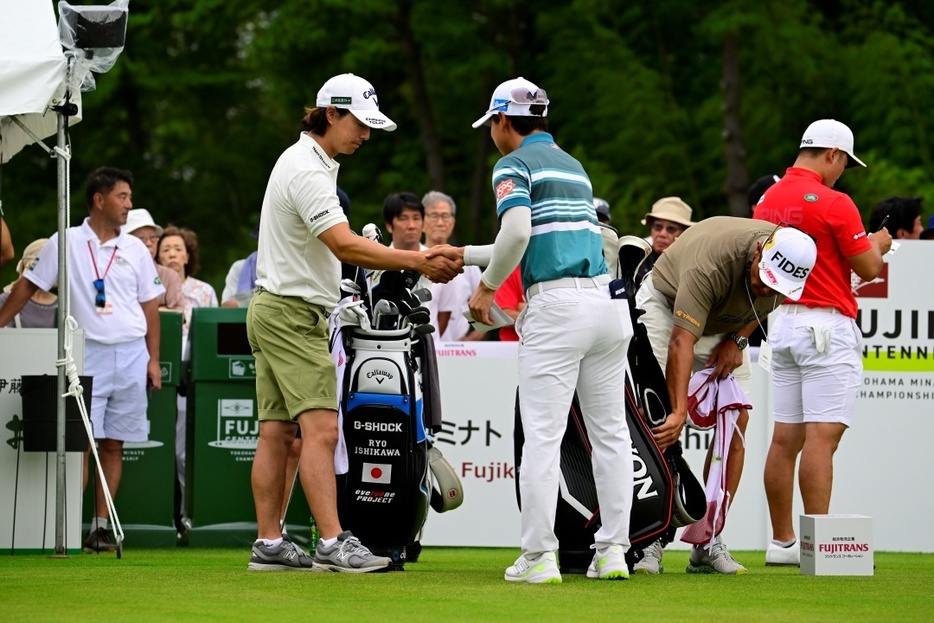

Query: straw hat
[641,197,695,227]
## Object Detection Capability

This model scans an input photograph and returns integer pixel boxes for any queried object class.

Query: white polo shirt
[26,219,164,344]
[255,133,349,311]
[431,265,482,341]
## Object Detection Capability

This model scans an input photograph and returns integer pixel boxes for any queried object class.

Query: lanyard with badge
[88,240,117,315]
[744,278,777,372]
[745,223,784,373]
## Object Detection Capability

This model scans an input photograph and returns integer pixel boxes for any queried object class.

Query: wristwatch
[727,332,749,350]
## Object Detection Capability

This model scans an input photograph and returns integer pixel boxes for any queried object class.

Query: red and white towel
[680,367,751,548]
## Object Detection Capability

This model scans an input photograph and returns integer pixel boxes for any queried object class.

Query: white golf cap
[124,208,163,236]
[472,77,549,129]
[758,226,818,301]
[316,73,397,132]
[799,119,865,168]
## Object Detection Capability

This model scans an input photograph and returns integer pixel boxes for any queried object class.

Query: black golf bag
[514,236,705,574]
[333,265,462,570]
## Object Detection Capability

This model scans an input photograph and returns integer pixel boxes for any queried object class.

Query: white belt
[778,303,840,315]
[526,274,611,301]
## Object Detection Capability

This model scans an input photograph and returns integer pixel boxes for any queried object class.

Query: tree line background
[4,0,934,294]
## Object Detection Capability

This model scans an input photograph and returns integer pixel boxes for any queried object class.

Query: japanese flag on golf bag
[330,284,462,570]
[333,320,429,568]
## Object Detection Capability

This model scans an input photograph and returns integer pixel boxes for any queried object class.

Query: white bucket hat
[124,208,163,236]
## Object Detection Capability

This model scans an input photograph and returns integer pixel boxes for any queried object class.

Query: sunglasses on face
[651,222,683,235]
[93,279,106,308]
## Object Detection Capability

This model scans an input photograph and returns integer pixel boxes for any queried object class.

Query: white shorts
[768,304,862,426]
[635,273,752,395]
[85,338,150,442]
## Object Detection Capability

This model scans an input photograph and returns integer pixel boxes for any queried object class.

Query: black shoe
[406,540,422,563]
[84,528,116,553]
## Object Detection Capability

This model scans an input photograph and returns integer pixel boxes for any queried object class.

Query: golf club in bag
[514,235,705,574]
[329,230,462,570]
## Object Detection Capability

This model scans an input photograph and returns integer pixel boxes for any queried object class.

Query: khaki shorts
[246,290,337,421]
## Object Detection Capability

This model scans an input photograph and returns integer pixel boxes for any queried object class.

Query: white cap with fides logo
[758,227,818,301]
[316,73,397,132]
[799,119,865,168]
[472,77,549,128]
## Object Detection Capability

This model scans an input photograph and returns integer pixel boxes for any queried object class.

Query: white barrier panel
[424,243,934,553]
[0,330,85,552]
[823,240,933,553]
[422,342,520,547]
[421,340,773,551]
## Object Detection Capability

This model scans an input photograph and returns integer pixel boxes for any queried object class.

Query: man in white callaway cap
[246,73,460,573]
[314,73,397,131]
[441,76,635,583]
[634,216,818,575]
[754,119,892,567]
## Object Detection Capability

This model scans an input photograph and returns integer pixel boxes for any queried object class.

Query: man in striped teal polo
[437,77,635,583]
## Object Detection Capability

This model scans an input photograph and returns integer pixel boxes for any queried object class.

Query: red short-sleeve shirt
[753,167,870,318]
[494,268,524,342]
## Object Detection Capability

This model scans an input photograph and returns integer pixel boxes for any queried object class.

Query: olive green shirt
[650,216,784,338]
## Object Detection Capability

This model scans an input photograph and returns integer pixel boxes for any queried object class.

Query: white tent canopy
[0,0,82,163]
[0,0,88,556]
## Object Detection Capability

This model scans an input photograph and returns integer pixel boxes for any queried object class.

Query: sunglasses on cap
[760,221,814,247]
[508,87,548,105]
[757,221,815,275]
[493,87,550,113]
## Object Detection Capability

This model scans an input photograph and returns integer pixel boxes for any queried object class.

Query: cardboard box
[800,514,873,576]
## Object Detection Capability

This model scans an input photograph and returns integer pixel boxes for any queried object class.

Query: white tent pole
[53,50,77,557]
[54,105,68,556]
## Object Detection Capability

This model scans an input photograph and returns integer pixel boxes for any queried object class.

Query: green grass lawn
[1,548,931,622]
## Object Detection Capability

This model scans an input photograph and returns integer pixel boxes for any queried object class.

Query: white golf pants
[516,281,634,555]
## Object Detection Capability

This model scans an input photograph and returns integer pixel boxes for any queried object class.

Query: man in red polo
[754,119,892,567]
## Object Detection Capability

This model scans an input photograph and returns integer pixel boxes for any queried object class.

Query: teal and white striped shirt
[492,132,606,290]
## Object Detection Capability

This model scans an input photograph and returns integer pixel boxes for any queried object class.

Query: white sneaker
[587,544,629,580]
[766,540,800,566]
[633,539,664,574]
[686,537,747,575]
[504,552,562,584]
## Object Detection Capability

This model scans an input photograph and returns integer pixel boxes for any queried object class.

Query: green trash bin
[83,311,183,547]
[186,307,312,547]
